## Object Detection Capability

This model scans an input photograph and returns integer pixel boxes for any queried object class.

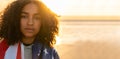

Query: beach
[55,20,120,59]
[55,41,120,59]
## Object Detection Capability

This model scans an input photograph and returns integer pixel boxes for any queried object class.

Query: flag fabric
[0,40,59,59]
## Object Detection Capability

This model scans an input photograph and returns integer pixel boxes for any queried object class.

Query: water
[59,20,120,44]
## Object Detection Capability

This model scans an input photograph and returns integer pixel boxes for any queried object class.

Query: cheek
[20,19,26,30]
[20,21,24,27]
[35,21,41,32]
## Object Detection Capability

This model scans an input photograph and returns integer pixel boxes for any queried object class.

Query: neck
[22,37,35,45]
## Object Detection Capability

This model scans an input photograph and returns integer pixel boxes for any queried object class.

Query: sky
[0,0,120,16]
[42,0,120,16]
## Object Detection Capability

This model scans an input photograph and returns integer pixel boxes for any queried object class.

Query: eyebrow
[21,11,28,14]
[21,11,40,16]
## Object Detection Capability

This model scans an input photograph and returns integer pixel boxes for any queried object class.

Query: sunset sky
[42,0,120,16]
[1,0,120,16]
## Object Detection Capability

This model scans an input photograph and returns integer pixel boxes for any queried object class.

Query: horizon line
[58,16,120,20]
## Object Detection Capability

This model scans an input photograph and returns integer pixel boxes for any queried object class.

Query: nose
[27,17,34,25]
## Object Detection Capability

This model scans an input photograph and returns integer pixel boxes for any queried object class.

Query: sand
[55,41,120,59]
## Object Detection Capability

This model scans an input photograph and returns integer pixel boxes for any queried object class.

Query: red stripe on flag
[16,42,21,59]
[0,40,9,59]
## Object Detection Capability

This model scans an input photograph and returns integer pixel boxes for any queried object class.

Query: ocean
[58,20,120,45]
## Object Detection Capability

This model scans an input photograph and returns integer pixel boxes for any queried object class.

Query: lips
[24,28,34,33]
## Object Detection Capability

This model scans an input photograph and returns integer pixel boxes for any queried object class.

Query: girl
[0,0,59,59]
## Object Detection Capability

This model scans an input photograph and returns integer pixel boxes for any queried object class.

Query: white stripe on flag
[4,43,24,59]
[21,43,24,59]
[5,43,18,59]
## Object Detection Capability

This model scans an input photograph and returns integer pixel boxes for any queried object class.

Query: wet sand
[55,41,120,59]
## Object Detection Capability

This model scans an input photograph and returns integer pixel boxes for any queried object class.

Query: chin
[24,34,36,38]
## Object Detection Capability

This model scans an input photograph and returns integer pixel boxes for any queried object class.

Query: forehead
[22,3,39,14]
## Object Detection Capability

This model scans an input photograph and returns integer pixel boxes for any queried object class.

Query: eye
[21,14,28,19]
[34,16,41,20]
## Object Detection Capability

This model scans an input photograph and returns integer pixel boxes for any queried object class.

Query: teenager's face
[20,3,41,39]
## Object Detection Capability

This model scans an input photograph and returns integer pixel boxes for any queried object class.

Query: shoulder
[0,39,9,59]
[0,39,9,52]
[0,39,9,50]
[0,39,8,46]
[46,47,60,59]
